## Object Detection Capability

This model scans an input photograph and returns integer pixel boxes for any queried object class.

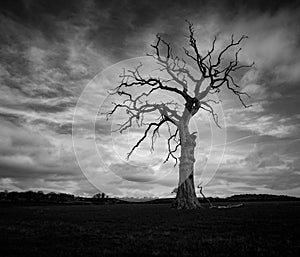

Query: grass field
[0,201,299,257]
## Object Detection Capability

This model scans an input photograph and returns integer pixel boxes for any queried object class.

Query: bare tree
[105,21,254,209]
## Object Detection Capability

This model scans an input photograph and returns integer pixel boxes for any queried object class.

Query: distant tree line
[0,190,117,205]
[0,191,298,205]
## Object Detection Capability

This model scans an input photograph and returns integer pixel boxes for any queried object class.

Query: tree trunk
[173,126,201,209]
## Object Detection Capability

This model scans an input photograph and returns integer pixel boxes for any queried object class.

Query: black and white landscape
[0,0,299,256]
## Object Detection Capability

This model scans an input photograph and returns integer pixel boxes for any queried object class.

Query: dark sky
[0,0,299,197]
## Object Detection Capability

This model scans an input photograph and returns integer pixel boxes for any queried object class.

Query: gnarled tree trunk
[173,125,201,209]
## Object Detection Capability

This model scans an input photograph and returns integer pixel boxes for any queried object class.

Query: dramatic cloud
[0,0,299,197]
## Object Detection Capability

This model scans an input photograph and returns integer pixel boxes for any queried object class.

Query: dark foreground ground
[0,201,299,257]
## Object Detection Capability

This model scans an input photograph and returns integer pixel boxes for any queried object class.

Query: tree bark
[173,125,202,209]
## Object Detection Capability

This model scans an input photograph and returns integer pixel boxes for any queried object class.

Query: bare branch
[127,119,167,159]
[183,20,253,108]
[226,78,252,108]
[200,101,221,128]
[212,35,248,69]
[164,128,180,166]
[198,185,244,209]
[149,34,204,97]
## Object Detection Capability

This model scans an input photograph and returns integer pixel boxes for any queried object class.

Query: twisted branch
[105,20,253,163]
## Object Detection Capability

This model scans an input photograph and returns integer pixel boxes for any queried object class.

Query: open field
[0,201,299,257]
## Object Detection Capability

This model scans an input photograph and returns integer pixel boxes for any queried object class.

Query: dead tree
[105,21,253,209]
